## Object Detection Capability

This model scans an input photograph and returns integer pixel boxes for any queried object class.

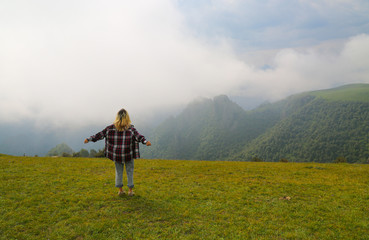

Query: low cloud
[0,1,368,128]
[234,34,369,100]
[0,0,248,126]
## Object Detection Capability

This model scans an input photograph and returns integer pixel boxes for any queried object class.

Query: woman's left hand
[84,139,89,144]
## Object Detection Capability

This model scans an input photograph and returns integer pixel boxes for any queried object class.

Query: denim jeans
[114,160,134,189]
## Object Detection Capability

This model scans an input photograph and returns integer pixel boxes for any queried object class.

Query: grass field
[310,83,369,102]
[1,155,369,239]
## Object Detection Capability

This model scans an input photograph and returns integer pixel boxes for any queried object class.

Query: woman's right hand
[84,139,89,144]
[146,141,151,146]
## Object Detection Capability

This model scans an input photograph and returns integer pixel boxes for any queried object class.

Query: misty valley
[1,84,369,164]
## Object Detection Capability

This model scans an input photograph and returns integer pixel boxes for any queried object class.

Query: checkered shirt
[88,124,147,162]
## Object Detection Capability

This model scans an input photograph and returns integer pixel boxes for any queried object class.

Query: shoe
[118,191,126,196]
[128,191,135,196]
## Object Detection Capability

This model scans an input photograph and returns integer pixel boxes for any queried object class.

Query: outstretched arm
[84,127,107,144]
[131,126,151,145]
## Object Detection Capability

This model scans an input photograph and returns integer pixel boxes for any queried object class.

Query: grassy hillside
[146,84,369,163]
[236,98,369,163]
[310,83,369,102]
[231,84,369,162]
[1,155,369,239]
[143,95,283,160]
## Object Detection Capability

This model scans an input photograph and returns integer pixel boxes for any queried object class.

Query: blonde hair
[114,108,132,131]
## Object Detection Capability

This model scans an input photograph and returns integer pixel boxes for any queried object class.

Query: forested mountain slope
[143,95,283,160]
[143,84,369,163]
[233,99,368,163]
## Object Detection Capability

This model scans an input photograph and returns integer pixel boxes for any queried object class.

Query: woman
[84,108,151,196]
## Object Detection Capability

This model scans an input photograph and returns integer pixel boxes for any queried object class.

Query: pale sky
[1,0,369,127]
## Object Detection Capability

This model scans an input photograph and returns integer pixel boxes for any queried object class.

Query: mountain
[235,84,369,163]
[1,84,368,162]
[143,95,282,160]
[46,143,74,156]
[0,122,104,156]
[142,84,369,163]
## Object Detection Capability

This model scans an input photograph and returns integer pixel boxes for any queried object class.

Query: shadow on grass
[116,193,170,216]
[107,193,183,238]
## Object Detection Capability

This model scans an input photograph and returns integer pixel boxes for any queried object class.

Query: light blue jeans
[114,160,134,189]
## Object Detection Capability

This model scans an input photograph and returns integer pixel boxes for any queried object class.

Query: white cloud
[234,34,369,100]
[0,1,368,128]
[0,0,248,126]
[178,0,369,49]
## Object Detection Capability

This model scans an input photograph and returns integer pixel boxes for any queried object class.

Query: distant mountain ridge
[143,95,282,160]
[1,84,368,161]
[143,84,369,163]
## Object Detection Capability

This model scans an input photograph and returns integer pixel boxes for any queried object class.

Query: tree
[73,152,80,157]
[79,149,89,158]
[89,149,97,158]
[334,156,347,163]
[251,157,263,162]
[94,148,105,158]
[62,152,72,157]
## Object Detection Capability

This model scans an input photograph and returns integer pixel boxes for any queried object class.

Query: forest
[143,84,369,163]
[45,84,368,163]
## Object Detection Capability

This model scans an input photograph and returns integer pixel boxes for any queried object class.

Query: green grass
[1,155,369,239]
[310,83,369,102]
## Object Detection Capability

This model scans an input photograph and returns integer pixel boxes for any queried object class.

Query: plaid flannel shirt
[88,124,147,162]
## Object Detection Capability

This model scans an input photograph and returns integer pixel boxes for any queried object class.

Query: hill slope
[143,84,369,163]
[143,95,283,160]
[310,83,369,102]
[235,84,369,163]
[234,98,369,162]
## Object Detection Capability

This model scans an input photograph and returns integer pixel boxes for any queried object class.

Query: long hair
[114,108,132,131]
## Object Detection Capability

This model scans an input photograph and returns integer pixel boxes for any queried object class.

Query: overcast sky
[1,0,369,127]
